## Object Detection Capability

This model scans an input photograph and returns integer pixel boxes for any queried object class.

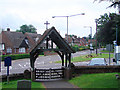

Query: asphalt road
[1,49,109,75]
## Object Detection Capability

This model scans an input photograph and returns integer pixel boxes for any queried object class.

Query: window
[19,48,25,53]
[25,39,28,45]
[14,49,16,53]
[36,37,39,42]
[7,48,12,53]
[0,44,5,50]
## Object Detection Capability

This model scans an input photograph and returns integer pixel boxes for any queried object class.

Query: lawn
[55,53,114,63]
[100,50,114,53]
[1,79,45,89]
[69,73,120,88]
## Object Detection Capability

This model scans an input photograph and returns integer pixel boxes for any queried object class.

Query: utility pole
[52,13,85,42]
[95,19,98,55]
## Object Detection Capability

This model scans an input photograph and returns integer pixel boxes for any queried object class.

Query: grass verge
[55,53,114,63]
[69,73,120,88]
[100,50,114,53]
[1,79,45,89]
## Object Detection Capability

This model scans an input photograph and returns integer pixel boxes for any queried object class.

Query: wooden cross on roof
[44,21,50,30]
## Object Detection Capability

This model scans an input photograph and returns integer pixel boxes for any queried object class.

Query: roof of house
[25,33,41,48]
[3,31,25,48]
[30,27,75,54]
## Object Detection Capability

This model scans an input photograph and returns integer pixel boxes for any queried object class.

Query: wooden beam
[65,53,68,67]
[55,51,62,57]
[62,53,64,67]
[30,50,42,71]
[46,38,49,49]
[38,48,64,52]
[68,53,71,68]
[51,40,53,49]
[30,53,36,71]
[55,51,65,67]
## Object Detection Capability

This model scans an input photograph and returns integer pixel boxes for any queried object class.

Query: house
[24,32,42,48]
[65,34,88,46]
[0,28,42,55]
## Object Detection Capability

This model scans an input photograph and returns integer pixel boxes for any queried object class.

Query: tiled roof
[25,32,41,49]
[3,31,25,48]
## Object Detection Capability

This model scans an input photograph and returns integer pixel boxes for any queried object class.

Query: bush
[71,45,90,52]
[72,46,79,52]
[79,48,84,51]
[1,54,30,61]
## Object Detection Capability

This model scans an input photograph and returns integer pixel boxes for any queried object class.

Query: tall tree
[94,0,120,14]
[96,13,120,45]
[16,24,37,34]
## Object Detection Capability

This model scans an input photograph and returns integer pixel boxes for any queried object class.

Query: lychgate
[30,27,75,81]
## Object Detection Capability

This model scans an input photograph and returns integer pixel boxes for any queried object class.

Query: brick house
[0,28,42,55]
[65,34,88,46]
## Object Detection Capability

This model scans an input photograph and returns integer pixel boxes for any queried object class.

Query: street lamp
[95,19,98,55]
[52,13,85,42]
[84,26,92,54]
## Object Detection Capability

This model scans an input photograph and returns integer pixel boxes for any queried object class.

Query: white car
[88,58,107,66]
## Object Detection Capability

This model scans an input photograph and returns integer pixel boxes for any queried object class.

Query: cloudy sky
[0,0,118,37]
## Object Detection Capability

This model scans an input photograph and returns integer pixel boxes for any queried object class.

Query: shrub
[79,48,84,51]
[71,45,90,52]
[1,54,30,61]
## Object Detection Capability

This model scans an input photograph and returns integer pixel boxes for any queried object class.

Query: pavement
[42,80,80,89]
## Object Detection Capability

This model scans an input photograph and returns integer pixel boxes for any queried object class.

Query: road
[1,49,110,75]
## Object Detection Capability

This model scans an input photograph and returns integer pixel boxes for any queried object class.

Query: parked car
[88,58,107,66]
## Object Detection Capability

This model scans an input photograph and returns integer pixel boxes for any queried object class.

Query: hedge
[71,45,89,52]
[0,54,30,61]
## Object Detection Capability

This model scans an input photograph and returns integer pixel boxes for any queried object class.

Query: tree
[94,0,120,14]
[16,24,37,34]
[96,13,120,45]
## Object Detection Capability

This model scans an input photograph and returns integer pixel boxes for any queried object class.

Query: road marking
[36,61,45,65]
[18,64,24,68]
[10,66,12,70]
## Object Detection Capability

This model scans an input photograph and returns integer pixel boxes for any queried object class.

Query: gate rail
[35,68,64,80]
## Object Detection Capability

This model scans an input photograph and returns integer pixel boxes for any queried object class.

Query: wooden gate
[35,68,64,80]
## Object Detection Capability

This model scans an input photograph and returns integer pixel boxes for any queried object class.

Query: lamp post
[95,19,98,55]
[52,13,85,42]
[84,26,92,54]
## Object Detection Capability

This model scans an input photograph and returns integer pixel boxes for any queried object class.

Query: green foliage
[1,79,45,89]
[69,73,120,88]
[71,45,89,52]
[96,13,120,45]
[1,54,30,61]
[1,53,44,61]
[79,48,84,51]
[55,53,114,63]
[16,24,37,34]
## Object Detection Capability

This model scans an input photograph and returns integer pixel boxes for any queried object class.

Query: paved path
[42,80,80,89]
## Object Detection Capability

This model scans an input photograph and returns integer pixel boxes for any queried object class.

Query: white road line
[9,66,12,70]
[24,65,26,67]
[18,64,24,68]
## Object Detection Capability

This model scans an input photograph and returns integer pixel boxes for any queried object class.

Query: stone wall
[73,66,120,74]
[1,73,24,82]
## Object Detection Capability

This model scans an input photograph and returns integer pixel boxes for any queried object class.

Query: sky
[0,0,118,38]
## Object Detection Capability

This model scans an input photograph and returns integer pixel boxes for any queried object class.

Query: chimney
[7,28,10,31]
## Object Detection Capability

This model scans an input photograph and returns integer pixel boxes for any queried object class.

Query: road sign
[4,57,11,67]
[4,57,12,84]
